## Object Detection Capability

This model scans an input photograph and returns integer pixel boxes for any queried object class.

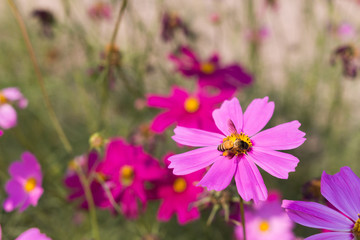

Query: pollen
[222,132,252,156]
[0,92,8,105]
[120,165,135,186]
[173,177,187,193]
[24,177,37,192]
[200,62,215,74]
[184,97,200,113]
[259,221,270,232]
[353,215,360,239]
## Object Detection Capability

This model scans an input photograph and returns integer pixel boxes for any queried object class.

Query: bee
[217,119,251,158]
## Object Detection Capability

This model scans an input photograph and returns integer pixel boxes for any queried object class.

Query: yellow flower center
[24,177,37,192]
[168,12,179,28]
[173,177,187,193]
[0,92,8,105]
[221,133,252,156]
[353,215,360,239]
[120,165,135,186]
[259,221,270,232]
[200,62,216,74]
[184,97,200,113]
[95,172,107,183]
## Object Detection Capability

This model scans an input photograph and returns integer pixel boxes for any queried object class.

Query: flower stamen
[353,214,360,239]
[173,177,187,193]
[24,177,37,192]
[184,97,200,113]
[219,133,252,157]
[120,165,135,186]
[0,92,8,105]
[200,62,215,74]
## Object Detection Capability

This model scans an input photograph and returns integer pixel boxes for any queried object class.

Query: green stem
[6,0,73,154]
[240,197,246,240]
[99,0,128,127]
[77,168,101,240]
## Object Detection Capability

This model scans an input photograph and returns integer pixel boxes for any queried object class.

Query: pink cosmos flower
[0,87,28,129]
[16,228,51,240]
[147,86,230,133]
[337,23,356,40]
[235,191,295,240]
[169,47,253,91]
[0,130,3,137]
[0,226,51,240]
[282,166,360,240]
[64,151,109,209]
[101,138,165,218]
[169,97,306,203]
[88,2,112,20]
[154,153,205,225]
[3,152,43,212]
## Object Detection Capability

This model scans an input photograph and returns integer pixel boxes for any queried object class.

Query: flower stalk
[6,0,72,154]
[239,196,247,240]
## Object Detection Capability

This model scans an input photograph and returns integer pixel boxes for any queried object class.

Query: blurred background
[1,0,360,239]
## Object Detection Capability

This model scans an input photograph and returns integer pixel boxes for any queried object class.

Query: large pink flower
[169,97,306,203]
[3,152,43,212]
[101,138,165,218]
[147,86,230,133]
[235,191,295,240]
[169,47,252,91]
[153,153,205,225]
[0,87,28,129]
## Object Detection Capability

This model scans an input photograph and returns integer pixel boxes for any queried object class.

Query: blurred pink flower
[64,151,109,209]
[0,130,3,137]
[153,153,204,225]
[16,228,51,240]
[161,11,191,42]
[88,2,112,20]
[101,138,165,218]
[235,191,295,240]
[169,47,253,91]
[0,226,51,240]
[3,152,43,212]
[245,26,270,44]
[147,86,230,133]
[0,87,27,130]
[210,13,220,24]
[337,22,356,40]
[169,97,306,203]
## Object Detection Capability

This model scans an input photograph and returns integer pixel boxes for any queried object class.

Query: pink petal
[3,180,26,212]
[0,104,17,129]
[243,97,274,136]
[282,200,354,231]
[0,225,2,240]
[157,199,175,222]
[16,228,51,240]
[212,98,243,135]
[198,158,237,191]
[147,95,173,108]
[251,120,306,150]
[305,232,354,240]
[168,147,220,175]
[172,126,224,147]
[150,111,178,133]
[2,87,28,108]
[177,206,200,225]
[248,148,299,179]
[235,158,267,203]
[321,166,360,221]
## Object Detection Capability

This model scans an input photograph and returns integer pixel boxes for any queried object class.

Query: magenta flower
[169,97,305,203]
[235,191,295,240]
[0,130,3,137]
[88,2,112,20]
[16,228,51,240]
[0,87,28,130]
[3,152,43,212]
[169,47,253,91]
[0,226,51,240]
[147,86,230,133]
[101,138,165,218]
[282,166,360,240]
[154,153,204,225]
[64,151,109,209]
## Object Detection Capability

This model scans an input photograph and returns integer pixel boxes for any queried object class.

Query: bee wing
[227,119,238,134]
